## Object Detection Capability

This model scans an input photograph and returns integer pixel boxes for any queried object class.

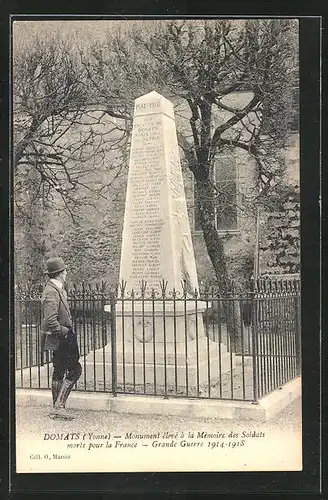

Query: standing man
[41,257,82,420]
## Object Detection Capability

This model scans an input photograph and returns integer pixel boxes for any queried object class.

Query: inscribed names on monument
[119,91,199,295]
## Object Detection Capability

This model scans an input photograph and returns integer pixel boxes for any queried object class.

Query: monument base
[84,337,235,390]
[105,301,207,343]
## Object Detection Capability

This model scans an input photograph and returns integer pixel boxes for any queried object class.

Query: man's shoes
[50,407,75,420]
[50,378,76,420]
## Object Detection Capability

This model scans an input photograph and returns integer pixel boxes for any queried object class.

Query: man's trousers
[51,332,82,407]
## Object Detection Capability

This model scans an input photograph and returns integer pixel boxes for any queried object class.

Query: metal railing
[15,278,301,402]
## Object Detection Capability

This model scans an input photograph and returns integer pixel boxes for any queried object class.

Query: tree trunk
[195,179,227,286]
[196,178,243,352]
[14,118,40,169]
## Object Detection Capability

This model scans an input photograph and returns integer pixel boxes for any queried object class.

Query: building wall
[188,148,258,283]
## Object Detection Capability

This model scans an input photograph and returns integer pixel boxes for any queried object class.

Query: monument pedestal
[85,339,234,390]
[95,340,233,387]
[84,302,235,390]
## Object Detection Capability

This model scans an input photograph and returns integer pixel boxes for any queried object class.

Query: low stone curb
[16,376,301,422]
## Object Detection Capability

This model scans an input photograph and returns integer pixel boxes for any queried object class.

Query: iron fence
[15,278,301,402]
[15,282,111,392]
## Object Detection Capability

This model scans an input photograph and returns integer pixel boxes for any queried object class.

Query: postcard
[13,17,303,475]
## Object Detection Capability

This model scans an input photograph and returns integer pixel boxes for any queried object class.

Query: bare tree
[140,20,298,284]
[86,19,298,287]
[13,28,129,220]
[13,25,132,283]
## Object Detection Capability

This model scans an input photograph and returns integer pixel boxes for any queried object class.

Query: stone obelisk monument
[118,91,199,298]
[89,91,233,389]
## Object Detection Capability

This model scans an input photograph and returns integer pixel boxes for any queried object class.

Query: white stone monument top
[119,91,200,296]
[134,91,174,119]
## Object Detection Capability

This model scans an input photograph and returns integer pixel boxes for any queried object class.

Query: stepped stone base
[84,337,235,388]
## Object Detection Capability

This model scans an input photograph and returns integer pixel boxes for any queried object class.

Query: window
[194,149,238,232]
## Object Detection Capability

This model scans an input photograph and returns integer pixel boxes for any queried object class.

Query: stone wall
[259,188,300,275]
[259,133,300,276]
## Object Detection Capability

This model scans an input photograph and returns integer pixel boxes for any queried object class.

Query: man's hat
[45,257,66,275]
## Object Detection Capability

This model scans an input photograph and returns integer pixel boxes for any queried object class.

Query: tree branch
[211,94,262,149]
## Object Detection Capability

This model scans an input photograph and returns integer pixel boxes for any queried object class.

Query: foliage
[225,237,255,283]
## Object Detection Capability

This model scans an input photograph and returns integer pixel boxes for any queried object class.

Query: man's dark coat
[41,281,73,352]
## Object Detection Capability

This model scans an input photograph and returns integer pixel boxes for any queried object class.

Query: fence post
[294,295,301,375]
[110,291,117,396]
[101,290,107,348]
[251,281,259,402]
